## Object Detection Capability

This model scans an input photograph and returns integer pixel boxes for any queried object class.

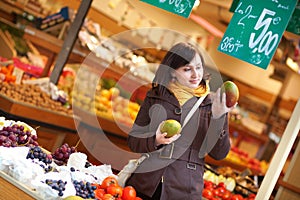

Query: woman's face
[173,53,203,89]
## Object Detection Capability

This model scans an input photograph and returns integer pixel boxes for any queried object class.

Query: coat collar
[146,87,212,107]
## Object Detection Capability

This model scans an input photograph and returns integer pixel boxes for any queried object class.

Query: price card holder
[141,0,196,18]
[218,0,297,70]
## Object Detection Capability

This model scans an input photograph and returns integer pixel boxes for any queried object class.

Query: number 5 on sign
[218,0,297,70]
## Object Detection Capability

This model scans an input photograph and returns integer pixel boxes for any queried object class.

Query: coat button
[174,108,182,115]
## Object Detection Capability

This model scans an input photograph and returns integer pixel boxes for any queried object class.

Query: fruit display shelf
[0,170,40,200]
[73,105,131,139]
[0,93,77,131]
[0,93,77,151]
[205,156,263,176]
[229,122,269,160]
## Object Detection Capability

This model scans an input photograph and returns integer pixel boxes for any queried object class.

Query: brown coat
[126,87,231,200]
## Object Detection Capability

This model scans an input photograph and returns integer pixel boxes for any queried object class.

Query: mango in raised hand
[221,81,239,107]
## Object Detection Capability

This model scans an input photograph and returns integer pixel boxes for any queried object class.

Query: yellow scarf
[168,81,210,106]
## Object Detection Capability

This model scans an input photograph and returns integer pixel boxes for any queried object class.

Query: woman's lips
[190,80,199,84]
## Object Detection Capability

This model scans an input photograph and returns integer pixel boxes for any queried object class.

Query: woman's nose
[191,69,198,77]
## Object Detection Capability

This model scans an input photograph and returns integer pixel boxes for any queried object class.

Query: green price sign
[229,0,241,13]
[286,1,300,35]
[141,0,196,18]
[218,0,297,69]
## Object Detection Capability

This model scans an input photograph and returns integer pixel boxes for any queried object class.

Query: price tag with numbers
[218,0,297,69]
[141,0,196,18]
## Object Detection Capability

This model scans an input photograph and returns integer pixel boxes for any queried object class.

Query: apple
[160,119,182,138]
[221,81,239,107]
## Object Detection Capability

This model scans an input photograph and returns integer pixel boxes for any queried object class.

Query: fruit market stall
[0,116,263,200]
[0,81,76,152]
[0,117,145,200]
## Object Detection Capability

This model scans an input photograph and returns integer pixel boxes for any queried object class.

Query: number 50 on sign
[218,0,297,70]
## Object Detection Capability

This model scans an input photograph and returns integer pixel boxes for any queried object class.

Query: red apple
[221,81,239,107]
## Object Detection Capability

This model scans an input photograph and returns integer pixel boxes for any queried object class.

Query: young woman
[126,42,235,200]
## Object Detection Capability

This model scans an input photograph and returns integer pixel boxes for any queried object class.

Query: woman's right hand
[155,122,181,146]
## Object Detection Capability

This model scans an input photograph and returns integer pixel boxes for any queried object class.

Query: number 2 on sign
[249,8,279,56]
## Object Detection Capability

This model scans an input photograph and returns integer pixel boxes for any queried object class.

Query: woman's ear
[171,74,176,82]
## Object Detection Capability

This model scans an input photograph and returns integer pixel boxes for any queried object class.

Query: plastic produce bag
[31,170,76,200]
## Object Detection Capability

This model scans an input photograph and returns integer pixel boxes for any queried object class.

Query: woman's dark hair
[152,42,207,94]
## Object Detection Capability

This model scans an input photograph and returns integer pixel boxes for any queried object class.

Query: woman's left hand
[211,88,236,119]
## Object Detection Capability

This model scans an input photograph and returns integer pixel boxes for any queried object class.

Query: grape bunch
[0,124,39,147]
[45,179,67,197]
[52,143,76,165]
[72,180,97,199]
[26,146,52,164]
[26,146,53,172]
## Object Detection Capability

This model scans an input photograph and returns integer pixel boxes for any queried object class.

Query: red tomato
[217,187,226,196]
[102,193,115,200]
[101,176,118,190]
[222,190,232,200]
[122,186,137,200]
[94,188,106,199]
[107,185,123,198]
[212,188,220,197]
[204,181,214,189]
[217,182,226,188]
[134,197,143,200]
[202,188,213,199]
[230,194,244,200]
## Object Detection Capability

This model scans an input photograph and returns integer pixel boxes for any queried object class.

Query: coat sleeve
[199,114,231,160]
[127,96,158,153]
[207,114,231,160]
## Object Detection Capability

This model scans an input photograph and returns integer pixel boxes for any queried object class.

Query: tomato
[217,187,226,196]
[101,176,118,189]
[122,186,137,200]
[102,193,115,200]
[204,181,214,189]
[94,188,106,199]
[230,194,244,200]
[222,190,232,200]
[107,185,123,198]
[212,188,220,197]
[202,188,213,199]
[134,197,143,200]
[217,182,226,188]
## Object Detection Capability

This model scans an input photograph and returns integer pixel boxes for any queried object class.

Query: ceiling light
[193,0,200,9]
[286,57,300,74]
